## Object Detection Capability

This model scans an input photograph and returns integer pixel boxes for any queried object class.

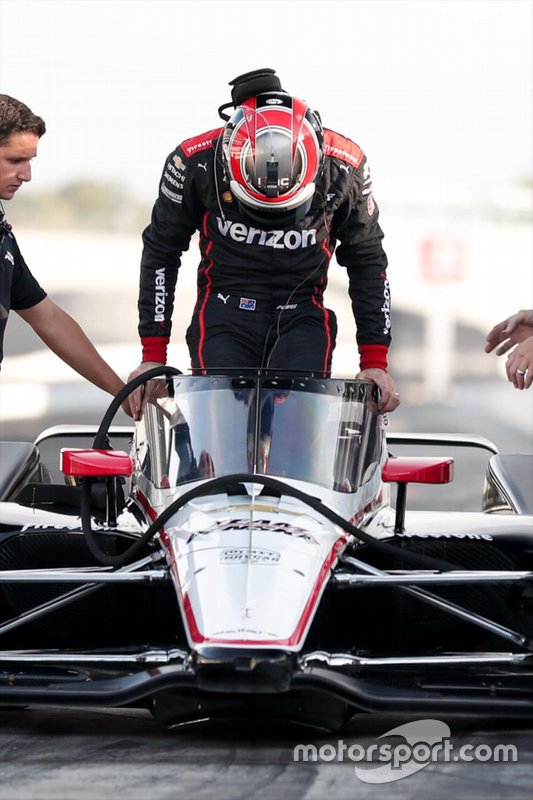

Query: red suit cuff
[358,344,389,371]
[141,336,169,364]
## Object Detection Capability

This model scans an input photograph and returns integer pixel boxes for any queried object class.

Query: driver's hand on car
[126,362,165,420]
[356,368,401,412]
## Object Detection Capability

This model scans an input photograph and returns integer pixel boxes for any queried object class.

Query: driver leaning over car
[128,69,400,418]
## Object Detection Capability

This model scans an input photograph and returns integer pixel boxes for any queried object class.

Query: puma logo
[217,293,230,304]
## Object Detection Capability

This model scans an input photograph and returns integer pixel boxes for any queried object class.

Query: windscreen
[134,375,383,494]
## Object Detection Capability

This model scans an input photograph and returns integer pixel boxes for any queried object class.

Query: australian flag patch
[239,297,256,311]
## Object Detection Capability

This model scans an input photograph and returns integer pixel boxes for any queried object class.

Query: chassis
[0,370,532,730]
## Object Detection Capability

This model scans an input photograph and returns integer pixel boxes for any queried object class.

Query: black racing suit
[0,214,46,364]
[138,127,391,375]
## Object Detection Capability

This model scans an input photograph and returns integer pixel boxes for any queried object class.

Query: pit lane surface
[1,707,532,800]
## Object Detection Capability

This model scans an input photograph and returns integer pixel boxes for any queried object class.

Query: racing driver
[128,69,400,418]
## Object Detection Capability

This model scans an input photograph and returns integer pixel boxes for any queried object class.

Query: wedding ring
[517,369,526,375]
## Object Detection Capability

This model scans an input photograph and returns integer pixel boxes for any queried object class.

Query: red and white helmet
[222,92,323,219]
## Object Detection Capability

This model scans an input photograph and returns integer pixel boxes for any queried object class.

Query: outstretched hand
[485,309,533,356]
[356,368,401,412]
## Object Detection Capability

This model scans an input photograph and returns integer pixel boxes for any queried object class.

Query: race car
[0,369,532,730]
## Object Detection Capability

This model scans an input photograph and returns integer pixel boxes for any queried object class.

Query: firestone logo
[324,142,361,168]
[216,217,317,250]
[185,138,214,155]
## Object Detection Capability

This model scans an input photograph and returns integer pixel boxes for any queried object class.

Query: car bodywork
[0,372,532,730]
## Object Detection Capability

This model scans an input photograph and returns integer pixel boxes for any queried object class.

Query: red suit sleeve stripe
[141,336,169,364]
[358,344,388,371]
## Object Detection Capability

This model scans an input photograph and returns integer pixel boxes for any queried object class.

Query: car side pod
[382,457,454,533]
[60,449,134,477]
[61,449,134,527]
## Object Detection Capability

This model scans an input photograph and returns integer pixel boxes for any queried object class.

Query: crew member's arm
[17,297,125,397]
[334,150,399,412]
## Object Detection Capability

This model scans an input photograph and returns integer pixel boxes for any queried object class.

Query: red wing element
[382,457,454,484]
[61,449,134,477]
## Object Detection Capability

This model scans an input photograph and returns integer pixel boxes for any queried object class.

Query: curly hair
[0,95,46,145]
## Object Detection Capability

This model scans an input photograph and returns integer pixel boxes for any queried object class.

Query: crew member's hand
[126,362,165,420]
[485,309,533,355]
[505,336,533,389]
[356,368,401,412]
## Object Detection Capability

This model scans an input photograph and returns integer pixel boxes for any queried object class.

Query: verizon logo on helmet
[216,217,317,249]
[154,268,166,322]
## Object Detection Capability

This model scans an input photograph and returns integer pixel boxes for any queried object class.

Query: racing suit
[0,214,46,364]
[138,127,391,375]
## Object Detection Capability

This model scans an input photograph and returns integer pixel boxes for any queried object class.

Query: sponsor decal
[362,161,375,213]
[188,518,319,544]
[21,524,82,531]
[184,137,214,155]
[381,277,391,335]
[163,171,184,190]
[216,217,317,249]
[180,127,223,158]
[223,191,233,203]
[323,131,363,168]
[220,548,281,564]
[276,303,298,311]
[239,297,256,311]
[217,292,230,304]
[4,251,14,265]
[173,154,186,171]
[265,98,283,105]
[161,184,183,204]
[198,162,208,172]
[166,161,185,180]
[161,183,183,204]
[154,267,166,322]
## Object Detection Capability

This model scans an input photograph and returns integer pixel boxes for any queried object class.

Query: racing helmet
[222,91,324,223]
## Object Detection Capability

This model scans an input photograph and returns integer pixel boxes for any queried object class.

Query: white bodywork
[130,376,385,652]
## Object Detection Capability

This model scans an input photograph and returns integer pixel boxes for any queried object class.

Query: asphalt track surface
[1,708,532,799]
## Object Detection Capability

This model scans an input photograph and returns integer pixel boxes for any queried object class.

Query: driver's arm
[333,150,399,412]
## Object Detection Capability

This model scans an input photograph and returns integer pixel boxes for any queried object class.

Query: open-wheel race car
[0,369,532,730]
